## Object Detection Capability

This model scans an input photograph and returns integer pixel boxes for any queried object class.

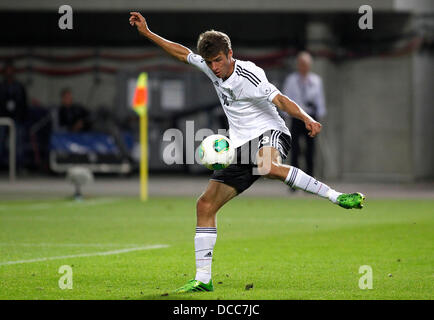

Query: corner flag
[132,72,148,201]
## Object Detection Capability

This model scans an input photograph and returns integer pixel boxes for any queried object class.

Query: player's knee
[256,157,274,176]
[261,162,281,179]
[257,162,270,176]
[256,147,281,178]
[196,196,216,217]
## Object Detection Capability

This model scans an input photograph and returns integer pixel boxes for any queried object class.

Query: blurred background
[0,0,433,198]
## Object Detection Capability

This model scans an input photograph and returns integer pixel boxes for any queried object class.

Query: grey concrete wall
[412,52,434,180]
[303,54,421,182]
[311,58,342,180]
[338,56,414,181]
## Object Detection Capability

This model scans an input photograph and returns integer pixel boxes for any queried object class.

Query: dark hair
[197,30,232,59]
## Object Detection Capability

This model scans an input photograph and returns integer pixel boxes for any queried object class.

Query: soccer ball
[199,134,235,170]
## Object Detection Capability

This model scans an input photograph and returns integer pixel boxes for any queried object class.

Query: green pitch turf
[0,196,432,300]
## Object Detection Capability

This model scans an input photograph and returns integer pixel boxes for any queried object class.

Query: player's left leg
[174,180,238,293]
[257,146,365,209]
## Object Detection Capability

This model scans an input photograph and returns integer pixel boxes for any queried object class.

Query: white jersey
[187,53,290,148]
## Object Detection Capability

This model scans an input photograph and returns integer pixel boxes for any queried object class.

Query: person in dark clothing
[0,61,28,122]
[0,60,28,170]
[58,88,90,132]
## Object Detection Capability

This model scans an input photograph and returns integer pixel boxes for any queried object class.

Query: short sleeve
[244,65,281,102]
[258,81,280,102]
[187,53,214,79]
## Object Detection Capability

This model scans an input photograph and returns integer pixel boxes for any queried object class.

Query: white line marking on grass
[64,198,122,207]
[0,198,122,212]
[0,243,144,247]
[0,203,53,211]
[0,244,169,266]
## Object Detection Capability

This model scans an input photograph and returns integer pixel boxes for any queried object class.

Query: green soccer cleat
[337,192,365,209]
[174,279,214,293]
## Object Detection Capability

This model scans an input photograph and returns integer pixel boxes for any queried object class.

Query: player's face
[205,50,234,79]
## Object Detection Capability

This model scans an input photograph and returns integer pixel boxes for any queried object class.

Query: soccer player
[129,12,365,293]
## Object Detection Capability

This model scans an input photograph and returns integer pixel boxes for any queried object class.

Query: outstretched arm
[272,93,322,138]
[129,12,192,63]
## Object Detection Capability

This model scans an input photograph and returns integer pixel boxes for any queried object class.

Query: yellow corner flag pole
[140,109,148,201]
[132,72,148,201]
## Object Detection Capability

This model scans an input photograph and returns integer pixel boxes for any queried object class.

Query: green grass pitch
[0,196,433,300]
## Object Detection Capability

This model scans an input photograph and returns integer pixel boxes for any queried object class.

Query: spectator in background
[0,60,28,122]
[90,106,133,163]
[58,88,90,132]
[282,51,326,177]
[0,60,28,170]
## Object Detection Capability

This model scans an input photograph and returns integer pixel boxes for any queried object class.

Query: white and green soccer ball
[199,134,235,170]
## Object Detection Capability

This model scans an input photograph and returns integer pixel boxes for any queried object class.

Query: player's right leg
[257,144,365,210]
[174,180,237,293]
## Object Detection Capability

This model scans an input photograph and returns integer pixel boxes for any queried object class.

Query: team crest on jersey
[261,84,272,96]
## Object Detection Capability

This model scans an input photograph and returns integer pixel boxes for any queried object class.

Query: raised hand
[129,12,150,36]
